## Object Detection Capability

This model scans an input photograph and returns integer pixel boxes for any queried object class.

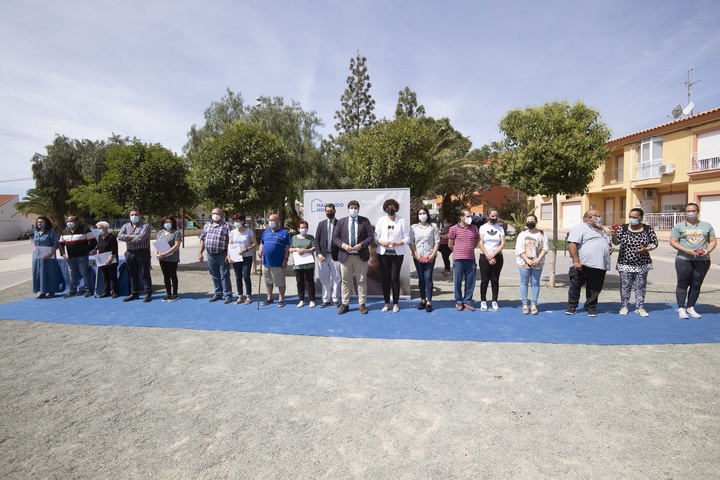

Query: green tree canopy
[191,121,291,214]
[395,86,426,119]
[334,51,376,134]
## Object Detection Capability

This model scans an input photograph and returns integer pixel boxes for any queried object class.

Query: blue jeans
[413,257,436,302]
[519,267,542,305]
[453,259,476,305]
[67,255,92,293]
[232,255,253,296]
[207,250,232,298]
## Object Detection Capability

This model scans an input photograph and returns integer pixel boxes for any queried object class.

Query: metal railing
[644,213,685,230]
[690,149,720,173]
[635,160,662,180]
[602,168,624,185]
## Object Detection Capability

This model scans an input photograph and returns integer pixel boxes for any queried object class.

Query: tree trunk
[548,193,559,288]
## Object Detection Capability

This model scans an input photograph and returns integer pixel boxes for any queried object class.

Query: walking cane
[94,256,100,298]
[257,261,263,310]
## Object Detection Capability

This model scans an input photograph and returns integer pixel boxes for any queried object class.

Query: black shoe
[224,296,233,304]
[320,302,331,308]
[63,291,78,299]
[143,293,152,303]
[98,293,110,298]
[261,299,274,306]
[35,293,46,299]
[111,292,119,299]
[84,291,93,298]
[124,294,140,302]
[425,303,433,313]
[209,296,222,303]
[333,302,340,308]
[338,304,349,315]
[417,301,427,310]
[168,295,179,302]
[587,310,597,318]
[565,307,576,315]
[162,295,171,302]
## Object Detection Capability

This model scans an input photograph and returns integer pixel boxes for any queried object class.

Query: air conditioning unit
[643,189,657,199]
[659,164,675,175]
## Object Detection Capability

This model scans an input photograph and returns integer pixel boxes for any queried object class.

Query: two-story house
[535,106,720,235]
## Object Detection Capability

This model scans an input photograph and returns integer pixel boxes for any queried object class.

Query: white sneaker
[686,307,702,318]
[393,305,399,313]
[619,307,628,315]
[491,301,499,312]
[480,301,488,311]
[309,301,316,308]
[636,308,649,317]
[381,305,389,313]
[297,301,305,308]
[678,307,689,319]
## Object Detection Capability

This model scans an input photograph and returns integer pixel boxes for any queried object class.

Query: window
[541,203,553,220]
[636,136,663,179]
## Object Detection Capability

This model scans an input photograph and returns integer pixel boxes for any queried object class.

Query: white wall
[0,195,23,241]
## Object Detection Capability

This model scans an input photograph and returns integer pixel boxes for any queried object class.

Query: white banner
[303,188,411,298]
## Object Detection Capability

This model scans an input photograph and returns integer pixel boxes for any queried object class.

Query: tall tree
[184,88,247,159]
[497,100,611,287]
[334,51,376,134]
[191,121,291,215]
[394,86,426,119]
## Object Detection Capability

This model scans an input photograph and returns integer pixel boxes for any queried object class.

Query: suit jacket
[314,217,339,262]
[333,215,374,263]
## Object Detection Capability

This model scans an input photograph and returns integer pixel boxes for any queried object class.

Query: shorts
[263,266,286,287]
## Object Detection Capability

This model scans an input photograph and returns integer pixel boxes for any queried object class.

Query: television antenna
[670,68,701,118]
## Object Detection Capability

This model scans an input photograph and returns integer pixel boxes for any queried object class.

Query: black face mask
[386,208,396,216]
[488,218,497,224]
[526,222,536,229]
[326,212,335,219]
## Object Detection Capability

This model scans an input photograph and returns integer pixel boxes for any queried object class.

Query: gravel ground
[2,268,720,479]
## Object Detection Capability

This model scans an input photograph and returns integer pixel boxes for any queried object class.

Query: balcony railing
[635,160,662,180]
[602,168,624,185]
[644,213,686,231]
[690,149,720,173]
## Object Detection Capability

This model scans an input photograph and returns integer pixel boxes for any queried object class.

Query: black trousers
[294,268,316,302]
[160,260,179,295]
[568,265,606,312]
[125,248,152,294]
[378,254,404,304]
[675,258,710,308]
[99,263,119,295]
[478,253,504,301]
[438,244,452,271]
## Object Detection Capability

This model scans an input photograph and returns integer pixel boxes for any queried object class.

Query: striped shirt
[118,221,151,250]
[448,223,479,260]
[59,226,97,257]
[200,221,230,255]
[409,223,440,257]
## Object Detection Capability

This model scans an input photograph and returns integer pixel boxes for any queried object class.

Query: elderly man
[198,208,233,303]
[59,215,97,298]
[566,209,612,317]
[118,208,153,302]
[332,200,375,315]
[258,213,291,307]
[448,208,480,311]
[314,203,341,308]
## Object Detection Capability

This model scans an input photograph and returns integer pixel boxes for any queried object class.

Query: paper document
[153,237,171,253]
[34,246,53,259]
[228,244,244,262]
[95,251,116,266]
[292,251,315,266]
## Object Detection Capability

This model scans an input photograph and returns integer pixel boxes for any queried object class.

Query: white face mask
[349,209,359,218]
[66,221,75,229]
[463,217,472,225]
[234,222,242,229]
[268,221,277,229]
[299,228,308,235]
[130,215,139,224]
[418,214,428,222]
[211,214,221,222]
[164,223,172,230]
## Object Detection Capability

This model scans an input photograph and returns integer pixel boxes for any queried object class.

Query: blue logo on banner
[311,198,344,212]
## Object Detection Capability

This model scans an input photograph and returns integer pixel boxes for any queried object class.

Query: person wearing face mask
[515,214,549,315]
[198,208,233,304]
[95,221,119,298]
[374,199,409,313]
[290,220,317,308]
[566,209,612,317]
[32,216,62,299]
[59,215,97,298]
[332,200,375,315]
[670,202,717,319]
[314,203,341,308]
[609,208,658,317]
[438,217,454,277]
[258,213,291,307]
[118,208,153,302]
[478,208,506,312]
[448,208,480,311]
[409,208,440,313]
[228,213,256,305]
[154,215,183,302]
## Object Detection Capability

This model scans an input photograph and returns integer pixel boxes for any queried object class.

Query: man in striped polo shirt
[448,208,480,311]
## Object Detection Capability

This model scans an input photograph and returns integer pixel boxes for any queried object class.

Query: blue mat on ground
[1,295,719,345]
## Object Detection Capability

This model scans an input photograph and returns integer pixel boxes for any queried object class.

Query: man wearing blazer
[332,200,375,314]
[314,203,341,308]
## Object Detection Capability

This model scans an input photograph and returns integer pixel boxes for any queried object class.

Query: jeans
[675,258,710,308]
[567,265,606,312]
[67,255,92,293]
[207,250,232,298]
[413,257,436,302]
[453,258,476,305]
[125,248,152,294]
[231,255,253,296]
[519,267,542,305]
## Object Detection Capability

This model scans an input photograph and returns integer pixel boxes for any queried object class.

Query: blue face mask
[130,215,140,224]
[628,218,639,226]
[349,209,359,218]
[66,222,75,229]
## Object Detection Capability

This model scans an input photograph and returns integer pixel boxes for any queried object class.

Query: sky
[1,0,719,199]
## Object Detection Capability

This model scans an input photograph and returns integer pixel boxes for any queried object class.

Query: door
[562,201,582,229]
[605,198,615,226]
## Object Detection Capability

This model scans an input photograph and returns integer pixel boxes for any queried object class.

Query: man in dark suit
[314,203,341,308]
[332,200,375,314]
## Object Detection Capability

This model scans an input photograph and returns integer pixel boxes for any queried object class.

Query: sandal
[261,299,274,306]
[522,304,529,315]
[278,300,285,308]
[245,296,252,305]
[234,297,244,305]
[531,305,538,315]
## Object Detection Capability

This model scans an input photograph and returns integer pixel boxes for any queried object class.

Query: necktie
[350,218,356,247]
[327,221,332,251]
